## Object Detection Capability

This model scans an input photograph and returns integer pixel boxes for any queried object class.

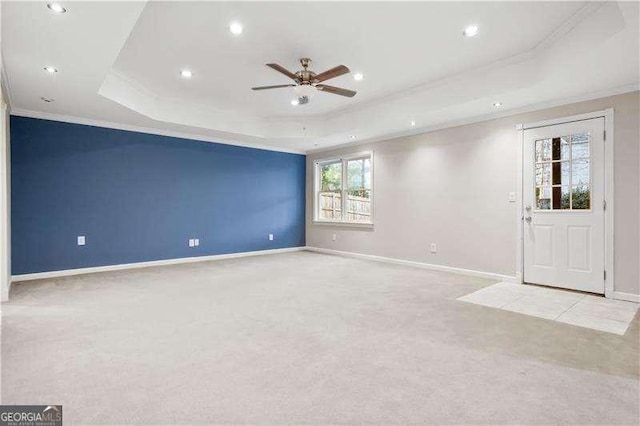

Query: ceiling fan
[252,58,356,105]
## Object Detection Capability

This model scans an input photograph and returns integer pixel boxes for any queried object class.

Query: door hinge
[603,200,607,211]
[604,270,607,281]
[603,130,607,141]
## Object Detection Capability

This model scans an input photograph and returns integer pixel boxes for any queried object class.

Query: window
[534,132,590,211]
[315,152,373,225]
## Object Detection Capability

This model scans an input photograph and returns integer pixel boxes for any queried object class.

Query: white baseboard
[11,246,306,282]
[11,245,637,304]
[305,246,518,283]
[612,292,640,304]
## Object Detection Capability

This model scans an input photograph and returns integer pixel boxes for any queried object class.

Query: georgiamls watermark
[0,405,62,426]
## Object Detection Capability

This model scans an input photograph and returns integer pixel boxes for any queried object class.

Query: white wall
[0,80,10,302]
[306,91,640,297]
[1,6,11,300]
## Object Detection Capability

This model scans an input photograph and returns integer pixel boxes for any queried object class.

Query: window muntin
[315,153,373,224]
[534,132,591,211]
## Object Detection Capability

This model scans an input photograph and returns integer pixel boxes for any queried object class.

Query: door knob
[525,216,532,223]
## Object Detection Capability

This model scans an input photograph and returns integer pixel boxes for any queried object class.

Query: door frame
[515,109,614,298]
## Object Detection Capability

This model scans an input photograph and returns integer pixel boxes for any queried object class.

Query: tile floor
[458,282,639,335]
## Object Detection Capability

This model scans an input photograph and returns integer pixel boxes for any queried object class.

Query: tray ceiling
[2,1,638,152]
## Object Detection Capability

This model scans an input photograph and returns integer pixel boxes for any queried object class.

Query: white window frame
[313,151,374,228]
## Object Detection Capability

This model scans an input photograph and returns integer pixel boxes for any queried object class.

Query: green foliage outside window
[321,162,342,191]
[561,186,590,209]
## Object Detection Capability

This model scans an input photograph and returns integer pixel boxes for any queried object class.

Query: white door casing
[523,117,605,294]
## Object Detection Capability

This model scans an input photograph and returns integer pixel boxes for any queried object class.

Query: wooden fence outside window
[319,192,371,222]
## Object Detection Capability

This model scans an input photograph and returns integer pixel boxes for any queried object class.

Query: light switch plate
[269,234,274,241]
[508,192,516,202]
[194,239,199,247]
[430,243,437,253]
[188,239,195,247]
[332,234,337,241]
[77,236,86,246]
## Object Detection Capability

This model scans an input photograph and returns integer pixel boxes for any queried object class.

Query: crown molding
[320,1,607,122]
[11,82,638,157]
[307,83,639,155]
[0,51,14,111]
[9,108,306,155]
[532,1,605,52]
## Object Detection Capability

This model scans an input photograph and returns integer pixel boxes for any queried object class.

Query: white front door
[523,117,605,294]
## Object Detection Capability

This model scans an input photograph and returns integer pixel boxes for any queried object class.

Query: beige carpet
[1,251,638,424]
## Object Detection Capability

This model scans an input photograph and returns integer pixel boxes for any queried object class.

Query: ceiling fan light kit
[294,84,317,98]
[252,58,357,105]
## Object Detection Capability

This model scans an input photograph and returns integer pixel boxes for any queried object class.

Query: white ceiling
[2,1,639,153]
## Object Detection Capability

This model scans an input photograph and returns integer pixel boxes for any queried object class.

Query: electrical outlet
[77,236,86,246]
[194,238,199,247]
[430,243,437,253]
[188,239,195,247]
[332,234,337,241]
[269,233,274,241]
[508,192,516,202]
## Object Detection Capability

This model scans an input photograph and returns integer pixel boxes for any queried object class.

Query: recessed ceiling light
[291,99,299,106]
[493,102,503,107]
[180,69,192,78]
[410,120,416,127]
[463,25,479,37]
[44,66,58,74]
[229,22,243,35]
[40,97,54,103]
[353,73,364,81]
[349,135,356,140]
[47,3,67,13]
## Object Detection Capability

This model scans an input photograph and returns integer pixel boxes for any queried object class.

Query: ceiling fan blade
[252,84,296,90]
[266,63,299,82]
[314,65,350,82]
[316,84,356,97]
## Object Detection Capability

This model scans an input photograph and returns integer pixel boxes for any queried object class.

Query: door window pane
[552,161,570,185]
[552,186,571,209]
[559,186,571,209]
[571,133,590,159]
[552,136,570,161]
[571,185,590,209]
[572,159,590,185]
[536,164,551,186]
[535,139,551,162]
[536,187,551,210]
[572,142,589,159]
[571,132,589,144]
[533,131,592,211]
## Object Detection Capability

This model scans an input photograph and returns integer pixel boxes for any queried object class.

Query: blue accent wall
[10,116,305,274]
